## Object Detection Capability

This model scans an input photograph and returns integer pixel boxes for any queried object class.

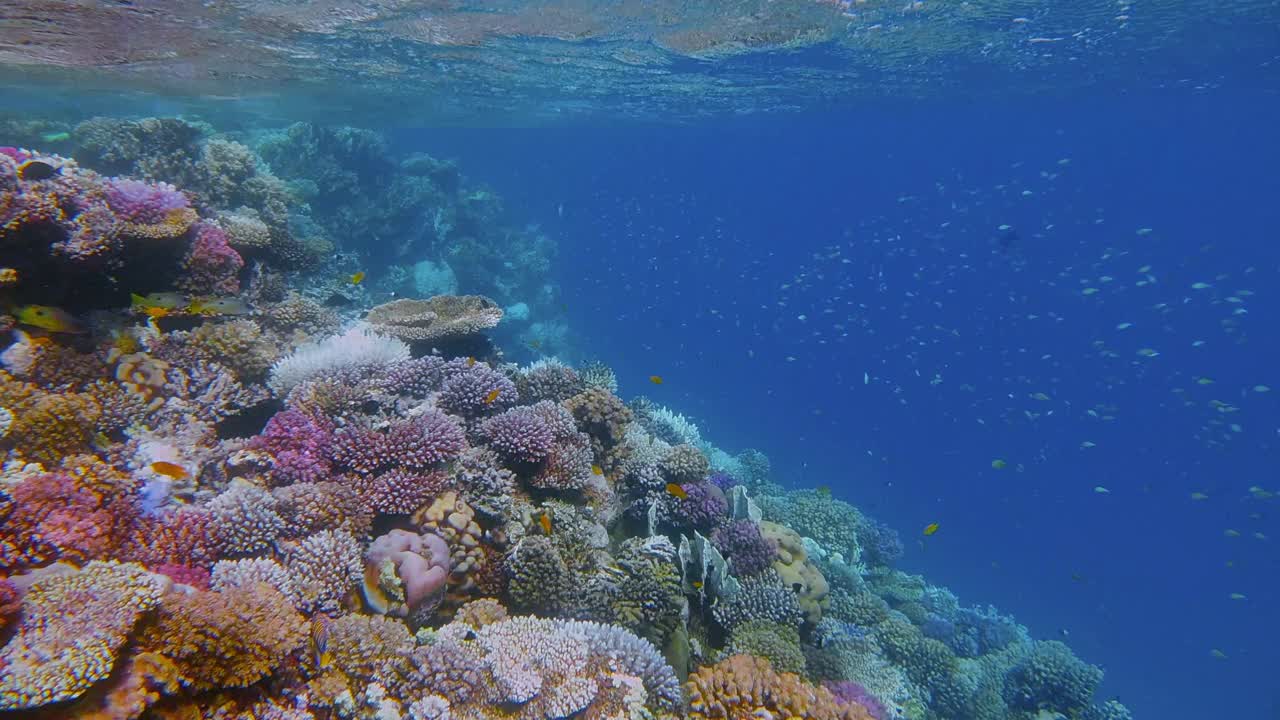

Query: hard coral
[363,528,451,619]
[179,221,244,295]
[365,294,502,343]
[137,582,307,690]
[480,404,556,464]
[249,408,335,484]
[0,561,165,710]
[687,654,875,720]
[0,470,140,571]
[286,529,363,613]
[438,363,517,418]
[564,386,632,455]
[330,410,466,474]
[761,520,830,625]
[712,519,778,577]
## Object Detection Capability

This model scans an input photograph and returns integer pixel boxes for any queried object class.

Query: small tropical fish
[1252,385,1270,393]
[591,464,604,476]
[1196,377,1215,385]
[1093,486,1110,494]
[665,483,688,500]
[691,580,704,591]
[1210,648,1228,660]
[527,339,542,350]
[187,297,251,315]
[350,271,365,285]
[310,616,334,670]
[1190,282,1213,290]
[1190,492,1209,501]
[1254,532,1269,541]
[538,513,552,535]
[991,459,1007,470]
[1136,348,1160,357]
[649,375,664,385]
[815,485,832,497]
[131,292,189,312]
[484,388,502,404]
[150,461,189,480]
[17,159,58,181]
[40,131,71,143]
[1224,529,1240,537]
[923,522,940,536]
[466,357,476,367]
[12,304,83,333]
[1229,593,1246,600]
[1080,441,1096,448]
[1247,486,1274,500]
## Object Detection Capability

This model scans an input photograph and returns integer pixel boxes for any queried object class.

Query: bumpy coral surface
[687,654,875,720]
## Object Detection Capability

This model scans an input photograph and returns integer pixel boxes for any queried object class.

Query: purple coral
[104,177,189,223]
[708,470,737,492]
[364,529,451,617]
[330,411,466,474]
[248,409,334,484]
[181,222,244,295]
[438,364,517,417]
[667,481,727,533]
[823,680,890,720]
[711,519,778,576]
[383,356,470,397]
[479,406,555,464]
[528,433,594,491]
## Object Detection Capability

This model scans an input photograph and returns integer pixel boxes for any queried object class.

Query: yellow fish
[484,388,502,404]
[466,357,477,367]
[350,271,365,285]
[150,461,190,480]
[991,459,1007,470]
[591,464,604,476]
[538,513,552,535]
[188,297,251,316]
[815,485,832,497]
[131,291,188,312]
[691,580,704,591]
[665,483,688,500]
[12,304,83,333]
[923,522,940,536]
[649,375,664,385]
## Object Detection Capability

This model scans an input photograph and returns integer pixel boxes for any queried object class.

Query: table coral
[0,561,165,710]
[687,654,875,720]
[365,294,503,343]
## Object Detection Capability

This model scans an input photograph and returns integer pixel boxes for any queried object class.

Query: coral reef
[0,130,1128,720]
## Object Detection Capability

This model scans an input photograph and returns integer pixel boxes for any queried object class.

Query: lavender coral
[248,408,334,484]
[712,519,778,576]
[480,404,556,464]
[438,363,517,417]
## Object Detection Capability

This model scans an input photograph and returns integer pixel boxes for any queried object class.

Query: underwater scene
[0,1,1277,719]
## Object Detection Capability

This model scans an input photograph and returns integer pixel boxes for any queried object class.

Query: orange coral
[8,391,102,464]
[59,651,184,720]
[686,654,875,720]
[136,583,307,691]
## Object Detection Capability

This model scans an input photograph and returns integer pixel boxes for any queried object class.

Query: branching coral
[329,410,466,474]
[286,528,363,613]
[515,358,585,403]
[248,408,335,484]
[1002,640,1103,714]
[438,362,517,417]
[712,519,778,577]
[564,386,632,456]
[0,470,140,571]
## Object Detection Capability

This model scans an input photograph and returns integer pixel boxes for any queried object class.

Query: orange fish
[665,483,688,500]
[484,388,502,404]
[466,357,477,367]
[591,464,604,476]
[150,461,189,480]
[538,513,552,535]
[691,580,704,590]
[649,375,664,385]
[143,306,170,319]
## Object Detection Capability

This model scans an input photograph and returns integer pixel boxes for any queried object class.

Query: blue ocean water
[400,88,1280,718]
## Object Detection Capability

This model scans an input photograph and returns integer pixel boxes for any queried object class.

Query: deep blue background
[401,88,1280,718]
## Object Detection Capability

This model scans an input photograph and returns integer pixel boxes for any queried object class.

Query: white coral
[267,323,410,396]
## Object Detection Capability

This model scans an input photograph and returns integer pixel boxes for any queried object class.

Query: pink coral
[330,410,466,474]
[248,408,334,484]
[103,177,189,224]
[363,528,451,618]
[479,405,555,464]
[438,363,517,417]
[365,469,449,515]
[179,221,244,295]
[0,471,140,572]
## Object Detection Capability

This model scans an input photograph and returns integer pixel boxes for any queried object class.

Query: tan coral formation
[366,294,502,343]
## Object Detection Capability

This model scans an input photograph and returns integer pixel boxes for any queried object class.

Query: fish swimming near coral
[592,464,604,476]
[665,483,688,500]
[10,304,84,333]
[17,159,59,181]
[187,297,252,316]
[538,513,552,535]
[350,271,366,285]
[923,522,940,536]
[131,292,189,313]
[150,461,190,480]
[484,388,502,404]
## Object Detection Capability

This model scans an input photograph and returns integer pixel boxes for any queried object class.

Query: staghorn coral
[366,294,503,343]
[0,561,165,710]
[136,582,307,690]
[687,654,874,720]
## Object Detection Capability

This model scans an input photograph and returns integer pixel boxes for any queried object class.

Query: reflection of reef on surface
[0,128,1128,720]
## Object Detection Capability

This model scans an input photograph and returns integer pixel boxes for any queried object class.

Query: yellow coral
[7,391,102,465]
[760,521,829,624]
[189,319,280,380]
[687,654,873,720]
[120,206,197,240]
[413,490,487,610]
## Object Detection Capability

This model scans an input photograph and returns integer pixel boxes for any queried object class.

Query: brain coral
[0,561,165,710]
[687,654,875,720]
